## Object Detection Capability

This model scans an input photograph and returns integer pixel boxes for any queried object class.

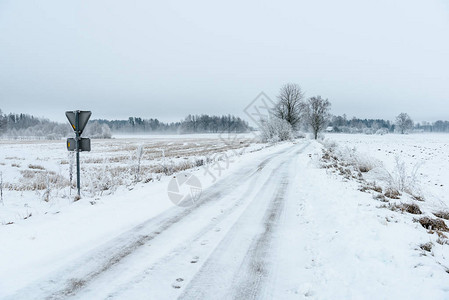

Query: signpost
[65,111,91,198]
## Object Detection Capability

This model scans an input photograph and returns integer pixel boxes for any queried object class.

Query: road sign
[65,111,91,134]
[65,110,92,199]
[67,138,91,152]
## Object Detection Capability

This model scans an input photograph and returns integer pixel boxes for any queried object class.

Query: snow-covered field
[0,134,260,224]
[1,133,448,299]
[327,133,449,208]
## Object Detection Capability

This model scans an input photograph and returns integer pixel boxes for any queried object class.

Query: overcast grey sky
[0,0,448,124]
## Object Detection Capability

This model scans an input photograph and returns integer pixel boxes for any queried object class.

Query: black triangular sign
[65,111,92,134]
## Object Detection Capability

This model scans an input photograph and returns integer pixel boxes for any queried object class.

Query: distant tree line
[415,120,449,133]
[328,114,394,134]
[95,114,250,134]
[328,114,449,134]
[0,109,250,139]
[0,109,70,139]
[1,106,448,140]
[180,114,249,133]
[94,117,179,133]
[0,109,111,139]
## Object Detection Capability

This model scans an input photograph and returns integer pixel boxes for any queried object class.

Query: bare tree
[305,96,331,139]
[273,83,305,130]
[395,113,413,134]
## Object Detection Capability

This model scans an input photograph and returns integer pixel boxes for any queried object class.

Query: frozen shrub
[134,145,144,182]
[326,144,380,173]
[389,203,422,214]
[402,203,422,214]
[359,183,382,193]
[434,211,449,220]
[173,161,195,173]
[43,174,51,202]
[363,128,374,135]
[152,160,195,176]
[321,139,338,151]
[375,128,389,135]
[417,217,449,232]
[28,164,45,170]
[352,153,380,173]
[373,193,388,202]
[384,187,401,199]
[411,194,425,202]
[436,231,448,239]
[386,156,421,193]
[12,170,70,191]
[82,166,131,196]
[259,117,293,142]
[419,242,433,252]
[195,158,204,167]
[437,238,449,245]
[143,175,154,184]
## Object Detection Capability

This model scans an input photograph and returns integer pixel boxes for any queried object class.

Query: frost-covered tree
[101,124,112,138]
[305,96,331,139]
[0,109,7,135]
[259,117,293,142]
[433,120,449,132]
[85,121,112,138]
[395,113,413,134]
[273,83,306,130]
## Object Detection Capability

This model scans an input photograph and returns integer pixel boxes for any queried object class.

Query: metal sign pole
[65,110,91,200]
[75,110,81,197]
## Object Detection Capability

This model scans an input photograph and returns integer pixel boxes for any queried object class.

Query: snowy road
[5,138,449,299]
[7,141,314,299]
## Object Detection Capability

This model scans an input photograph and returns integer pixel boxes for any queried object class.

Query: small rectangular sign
[67,138,76,151]
[67,138,91,152]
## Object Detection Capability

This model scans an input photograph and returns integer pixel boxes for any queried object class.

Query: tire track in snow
[231,176,289,300]
[6,144,300,300]
[179,143,310,299]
